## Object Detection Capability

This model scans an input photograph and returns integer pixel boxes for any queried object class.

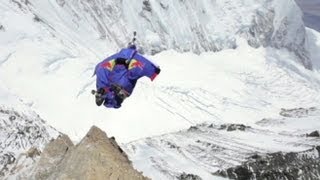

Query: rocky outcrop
[241,0,311,69]
[177,173,202,180]
[30,126,149,180]
[0,24,4,31]
[213,146,320,180]
[307,130,320,137]
[0,106,59,178]
[32,134,74,179]
[218,124,251,132]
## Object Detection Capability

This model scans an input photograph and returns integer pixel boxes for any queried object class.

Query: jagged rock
[307,131,320,137]
[33,134,74,179]
[26,147,41,159]
[219,124,250,131]
[255,118,285,126]
[177,172,202,180]
[188,126,200,132]
[250,154,262,160]
[0,153,15,176]
[33,15,42,22]
[31,126,149,180]
[0,106,59,178]
[213,146,320,180]
[142,0,152,12]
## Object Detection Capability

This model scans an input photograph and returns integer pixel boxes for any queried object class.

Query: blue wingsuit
[94,46,161,108]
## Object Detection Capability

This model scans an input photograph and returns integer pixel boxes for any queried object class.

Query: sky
[296,0,320,32]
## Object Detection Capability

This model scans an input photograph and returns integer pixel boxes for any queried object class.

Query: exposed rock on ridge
[0,106,59,178]
[214,146,320,180]
[31,126,148,180]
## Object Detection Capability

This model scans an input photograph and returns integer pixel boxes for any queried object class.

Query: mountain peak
[31,125,148,180]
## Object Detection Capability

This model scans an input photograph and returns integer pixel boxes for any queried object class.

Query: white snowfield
[1,0,320,179]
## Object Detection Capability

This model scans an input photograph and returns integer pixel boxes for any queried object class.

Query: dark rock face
[218,124,251,131]
[187,126,200,132]
[177,172,202,180]
[307,131,320,137]
[0,153,15,176]
[142,0,152,12]
[214,146,320,180]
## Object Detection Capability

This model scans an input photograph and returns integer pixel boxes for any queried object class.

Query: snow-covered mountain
[0,0,312,67]
[1,0,320,179]
[0,79,59,178]
[0,89,59,178]
[0,107,60,179]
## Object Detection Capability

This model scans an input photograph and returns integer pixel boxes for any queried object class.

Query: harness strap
[115,58,129,69]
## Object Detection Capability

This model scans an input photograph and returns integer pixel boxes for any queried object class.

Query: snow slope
[1,0,311,67]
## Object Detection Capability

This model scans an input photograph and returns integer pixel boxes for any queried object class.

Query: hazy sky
[295,0,320,32]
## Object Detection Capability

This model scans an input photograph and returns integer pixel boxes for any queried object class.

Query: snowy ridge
[0,106,59,178]
[1,28,320,143]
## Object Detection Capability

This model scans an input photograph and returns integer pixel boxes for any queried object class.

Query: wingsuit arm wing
[93,53,119,75]
[128,53,161,81]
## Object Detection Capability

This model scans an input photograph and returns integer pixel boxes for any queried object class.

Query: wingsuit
[94,45,161,108]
